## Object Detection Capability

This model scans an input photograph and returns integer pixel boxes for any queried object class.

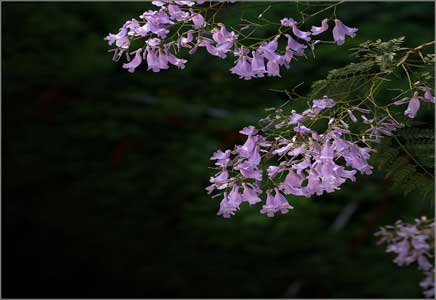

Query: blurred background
[2,2,434,298]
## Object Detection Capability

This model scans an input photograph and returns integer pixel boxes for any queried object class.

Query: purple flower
[236,162,262,181]
[267,165,284,179]
[280,18,296,27]
[197,37,221,57]
[311,19,329,35]
[342,145,373,175]
[289,145,306,156]
[247,145,261,165]
[228,184,242,206]
[258,35,281,63]
[209,170,228,185]
[320,141,335,160]
[285,34,307,56]
[190,10,205,28]
[174,1,196,6]
[266,60,281,77]
[210,149,231,167]
[217,192,237,218]
[334,166,357,182]
[147,38,161,47]
[230,54,253,80]
[151,1,167,7]
[122,49,142,73]
[211,149,231,161]
[404,92,421,118]
[281,18,311,41]
[105,26,130,49]
[353,107,371,114]
[272,143,292,156]
[242,183,262,205]
[280,169,304,193]
[168,4,190,21]
[141,11,172,38]
[141,10,172,25]
[412,235,430,251]
[332,19,358,46]
[292,156,312,174]
[151,0,195,6]
[212,23,237,44]
[204,24,237,58]
[420,273,435,298]
[424,87,435,103]
[158,49,170,70]
[294,124,312,135]
[146,48,161,72]
[251,50,266,77]
[289,112,303,124]
[179,30,194,48]
[282,50,293,68]
[417,255,432,271]
[304,170,324,195]
[312,96,336,111]
[291,25,311,42]
[273,188,293,214]
[260,190,276,217]
[237,133,257,158]
[347,110,358,123]
[240,126,258,136]
[167,52,188,69]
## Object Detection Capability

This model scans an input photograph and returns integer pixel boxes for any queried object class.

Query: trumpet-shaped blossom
[311,19,329,35]
[404,92,421,118]
[251,50,266,77]
[274,188,294,213]
[217,192,238,218]
[122,49,143,73]
[395,91,423,118]
[332,19,358,45]
[281,18,311,41]
[260,190,277,217]
[258,36,282,63]
[242,183,262,205]
[230,53,253,80]
[285,34,307,56]
[168,4,190,21]
[424,87,435,103]
[190,10,205,28]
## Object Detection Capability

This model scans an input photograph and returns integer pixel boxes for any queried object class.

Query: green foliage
[370,131,434,200]
[351,37,407,72]
[398,127,435,168]
[307,36,435,203]
[309,60,376,100]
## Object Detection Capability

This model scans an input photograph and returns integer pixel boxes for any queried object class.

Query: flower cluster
[105,1,358,79]
[229,18,357,79]
[207,84,435,218]
[105,0,205,73]
[375,217,435,298]
[206,95,408,218]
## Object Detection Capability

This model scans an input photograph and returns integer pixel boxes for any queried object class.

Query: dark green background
[3,2,434,298]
